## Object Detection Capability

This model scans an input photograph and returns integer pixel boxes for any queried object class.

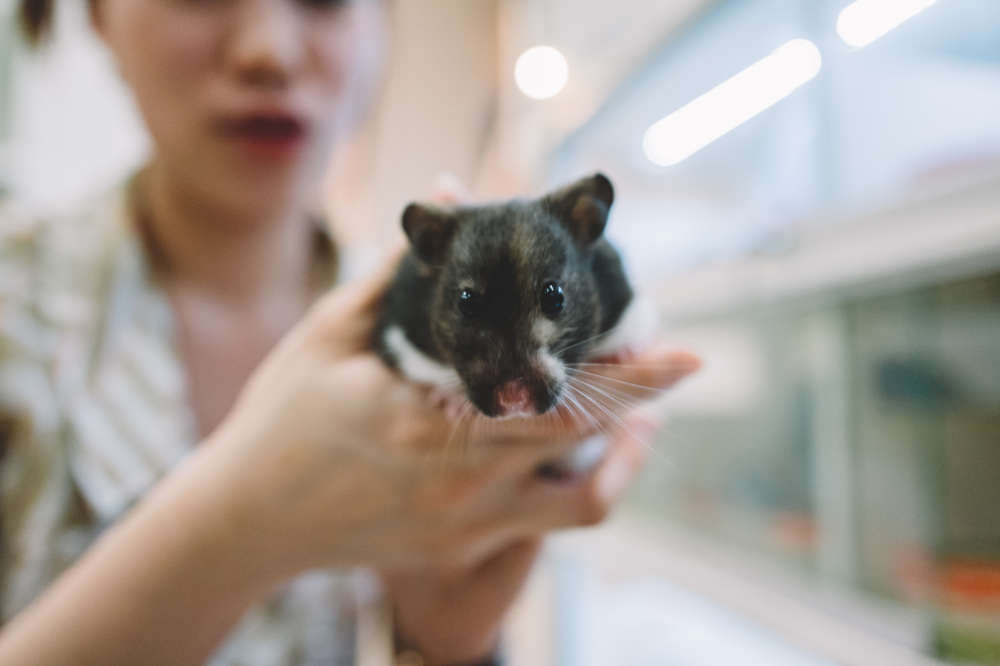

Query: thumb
[338,237,409,316]
[430,172,472,206]
[306,238,408,350]
[584,343,701,403]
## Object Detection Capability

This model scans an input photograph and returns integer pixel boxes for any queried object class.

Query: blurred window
[549,0,1000,281]
[548,1,1000,663]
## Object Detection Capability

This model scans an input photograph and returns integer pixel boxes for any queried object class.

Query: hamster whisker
[463,410,488,463]
[569,383,629,429]
[567,388,623,449]
[443,401,475,465]
[567,368,665,396]
[569,384,665,460]
[533,403,561,435]
[561,387,603,435]
[552,331,610,357]
[569,361,699,370]
[567,376,641,413]
[567,385,633,444]
[586,379,648,407]
[551,401,571,432]
[566,385,676,468]
[567,371,640,401]
[555,399,583,431]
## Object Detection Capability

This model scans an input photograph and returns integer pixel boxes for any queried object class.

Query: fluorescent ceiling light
[643,39,822,167]
[514,46,569,100]
[837,0,937,48]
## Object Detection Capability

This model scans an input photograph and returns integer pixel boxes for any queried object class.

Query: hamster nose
[496,379,533,416]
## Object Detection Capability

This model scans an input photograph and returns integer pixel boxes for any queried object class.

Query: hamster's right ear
[402,203,458,267]
[543,172,615,249]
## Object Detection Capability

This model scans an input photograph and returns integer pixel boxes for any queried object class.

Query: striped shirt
[0,179,384,665]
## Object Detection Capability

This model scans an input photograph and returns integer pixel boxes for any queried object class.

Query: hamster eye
[540,282,565,318]
[458,288,484,318]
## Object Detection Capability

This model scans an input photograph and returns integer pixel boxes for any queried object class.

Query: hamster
[375,173,655,467]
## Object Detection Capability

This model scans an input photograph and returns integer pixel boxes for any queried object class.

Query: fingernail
[653,349,702,385]
[629,417,660,442]
[431,172,469,204]
[597,455,631,503]
[669,350,703,374]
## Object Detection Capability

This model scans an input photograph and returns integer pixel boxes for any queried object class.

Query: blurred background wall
[2,1,999,664]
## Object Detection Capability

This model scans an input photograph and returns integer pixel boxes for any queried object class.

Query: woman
[0,1,699,664]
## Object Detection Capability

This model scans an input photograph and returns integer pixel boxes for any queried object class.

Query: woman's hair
[19,0,56,45]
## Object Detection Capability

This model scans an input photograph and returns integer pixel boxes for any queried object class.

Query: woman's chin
[191,163,320,220]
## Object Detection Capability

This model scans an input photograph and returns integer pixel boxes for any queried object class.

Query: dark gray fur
[375,173,633,417]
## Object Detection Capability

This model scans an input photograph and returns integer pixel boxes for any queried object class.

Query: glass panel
[549,0,1000,282]
[549,1,1000,662]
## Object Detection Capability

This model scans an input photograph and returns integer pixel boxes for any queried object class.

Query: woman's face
[96,0,384,215]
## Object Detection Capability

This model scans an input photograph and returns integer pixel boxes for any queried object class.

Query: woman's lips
[216,113,309,160]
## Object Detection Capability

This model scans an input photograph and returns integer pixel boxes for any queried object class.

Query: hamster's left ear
[402,203,458,267]
[543,173,615,248]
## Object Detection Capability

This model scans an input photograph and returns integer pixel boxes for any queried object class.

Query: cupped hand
[379,173,702,663]
[385,409,666,664]
[199,242,697,583]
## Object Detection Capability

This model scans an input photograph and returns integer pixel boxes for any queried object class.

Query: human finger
[510,415,657,531]
[429,172,472,206]
[305,239,408,351]
[565,343,701,406]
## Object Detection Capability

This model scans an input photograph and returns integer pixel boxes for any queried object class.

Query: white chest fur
[382,325,461,390]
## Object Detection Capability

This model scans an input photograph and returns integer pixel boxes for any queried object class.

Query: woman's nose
[227,0,306,88]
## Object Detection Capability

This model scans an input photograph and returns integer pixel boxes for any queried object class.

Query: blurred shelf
[653,170,1000,322]
[507,513,948,666]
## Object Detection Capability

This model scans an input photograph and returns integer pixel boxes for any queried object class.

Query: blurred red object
[941,560,1000,610]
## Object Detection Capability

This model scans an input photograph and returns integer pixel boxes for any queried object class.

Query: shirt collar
[65,176,340,525]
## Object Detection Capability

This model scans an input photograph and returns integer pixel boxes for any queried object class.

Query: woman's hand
[385,412,663,665]
[201,247,699,581]
[0,238,698,666]
[375,170,700,665]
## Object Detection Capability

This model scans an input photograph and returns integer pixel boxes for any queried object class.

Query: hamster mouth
[460,349,569,418]
[219,114,307,139]
[469,376,562,419]
[214,111,310,159]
